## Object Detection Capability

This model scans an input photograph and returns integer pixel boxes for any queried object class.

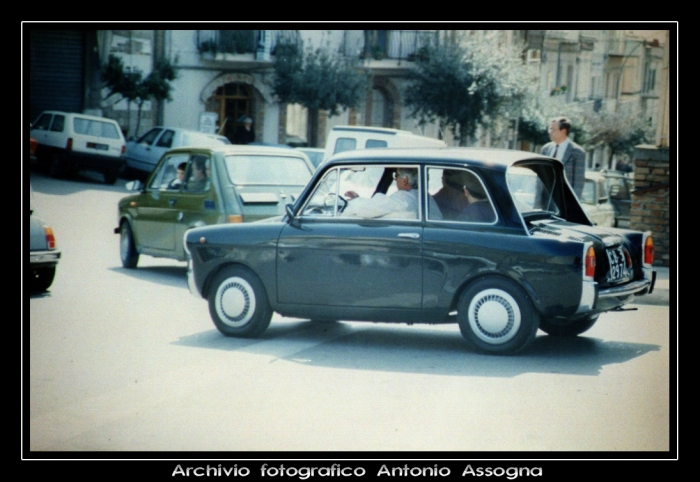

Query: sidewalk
[638,266,671,306]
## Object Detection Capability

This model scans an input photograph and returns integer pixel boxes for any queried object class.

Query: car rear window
[73,117,122,139]
[224,155,313,185]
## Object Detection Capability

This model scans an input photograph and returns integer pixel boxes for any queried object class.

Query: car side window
[137,128,162,146]
[156,130,175,148]
[427,167,496,223]
[50,115,65,132]
[184,155,211,192]
[365,139,387,148]
[34,113,53,130]
[148,153,190,190]
[333,138,356,155]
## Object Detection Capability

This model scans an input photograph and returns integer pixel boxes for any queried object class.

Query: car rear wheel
[539,314,599,337]
[119,221,139,269]
[457,277,539,355]
[104,169,119,185]
[208,266,272,338]
[31,266,56,292]
[49,154,65,178]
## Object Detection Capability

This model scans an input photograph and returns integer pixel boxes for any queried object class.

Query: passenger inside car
[455,171,496,223]
[185,156,210,192]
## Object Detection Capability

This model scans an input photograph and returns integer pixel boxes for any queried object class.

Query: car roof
[38,110,120,123]
[166,144,310,157]
[325,147,556,171]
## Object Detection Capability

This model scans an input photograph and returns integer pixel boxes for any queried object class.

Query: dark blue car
[184,147,657,355]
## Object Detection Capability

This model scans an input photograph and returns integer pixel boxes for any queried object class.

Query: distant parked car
[602,170,633,228]
[184,147,657,355]
[295,147,325,169]
[580,171,616,227]
[30,111,126,184]
[29,186,60,292]
[123,127,231,176]
[115,144,315,268]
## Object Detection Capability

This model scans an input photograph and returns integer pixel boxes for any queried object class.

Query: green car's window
[149,153,190,190]
[223,155,312,186]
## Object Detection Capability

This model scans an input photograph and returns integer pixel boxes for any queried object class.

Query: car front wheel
[539,314,599,337]
[208,266,272,338]
[457,277,539,355]
[119,221,139,269]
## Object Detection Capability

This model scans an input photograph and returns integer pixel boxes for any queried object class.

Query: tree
[581,109,653,169]
[101,54,177,137]
[405,31,535,146]
[273,41,367,147]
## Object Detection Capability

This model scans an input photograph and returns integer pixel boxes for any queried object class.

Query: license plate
[606,246,628,282]
[87,142,108,151]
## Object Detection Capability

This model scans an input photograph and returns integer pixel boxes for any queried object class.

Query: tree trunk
[458,122,468,146]
[308,108,320,147]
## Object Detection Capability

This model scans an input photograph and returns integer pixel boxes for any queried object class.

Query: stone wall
[629,145,671,267]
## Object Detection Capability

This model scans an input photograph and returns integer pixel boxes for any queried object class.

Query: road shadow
[27,161,134,196]
[173,320,661,378]
[108,265,188,289]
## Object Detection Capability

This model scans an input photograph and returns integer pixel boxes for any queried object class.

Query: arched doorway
[213,83,254,144]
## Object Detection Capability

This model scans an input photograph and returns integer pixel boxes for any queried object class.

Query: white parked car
[580,171,616,227]
[30,111,126,184]
[124,127,231,176]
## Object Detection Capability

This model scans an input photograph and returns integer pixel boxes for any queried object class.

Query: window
[224,155,313,186]
[365,139,388,149]
[333,138,357,155]
[506,164,561,216]
[149,153,190,190]
[33,113,53,131]
[136,128,163,146]
[427,167,496,223]
[156,129,175,148]
[50,115,65,132]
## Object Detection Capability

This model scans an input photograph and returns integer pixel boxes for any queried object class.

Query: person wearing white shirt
[342,168,420,219]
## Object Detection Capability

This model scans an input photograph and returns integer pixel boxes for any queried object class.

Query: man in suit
[541,117,586,198]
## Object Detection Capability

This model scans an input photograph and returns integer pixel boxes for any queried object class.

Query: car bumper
[30,250,61,267]
[578,268,657,313]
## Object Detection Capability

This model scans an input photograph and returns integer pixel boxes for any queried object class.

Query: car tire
[119,221,139,269]
[31,266,56,293]
[457,277,539,355]
[208,266,272,338]
[49,154,65,178]
[539,314,599,337]
[104,169,119,185]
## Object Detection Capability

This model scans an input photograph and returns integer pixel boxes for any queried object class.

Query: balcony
[356,30,439,61]
[197,30,301,63]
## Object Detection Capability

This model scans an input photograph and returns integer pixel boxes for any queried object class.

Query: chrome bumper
[29,250,61,266]
[577,269,656,314]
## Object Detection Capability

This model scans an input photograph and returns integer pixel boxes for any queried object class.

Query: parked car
[115,144,315,268]
[30,111,126,184]
[183,147,657,355]
[29,186,60,292]
[123,127,232,176]
[580,170,616,227]
[602,170,634,228]
[295,147,325,169]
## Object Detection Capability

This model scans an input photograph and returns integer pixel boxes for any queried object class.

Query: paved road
[25,167,673,456]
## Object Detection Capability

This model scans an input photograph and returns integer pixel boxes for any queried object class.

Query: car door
[131,152,191,253]
[125,127,164,173]
[276,165,423,309]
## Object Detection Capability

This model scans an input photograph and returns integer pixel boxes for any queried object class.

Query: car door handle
[169,198,177,206]
[398,233,420,239]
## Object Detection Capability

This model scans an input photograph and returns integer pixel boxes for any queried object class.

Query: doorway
[214,83,253,143]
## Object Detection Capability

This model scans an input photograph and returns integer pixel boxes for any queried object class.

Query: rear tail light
[584,245,596,279]
[623,247,632,267]
[65,138,73,151]
[44,226,56,250]
[643,234,654,266]
[121,145,126,155]
[228,215,243,223]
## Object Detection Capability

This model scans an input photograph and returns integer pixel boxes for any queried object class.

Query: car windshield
[224,155,313,185]
[506,164,561,216]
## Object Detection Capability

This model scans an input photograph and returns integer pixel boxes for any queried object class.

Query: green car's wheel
[119,221,139,269]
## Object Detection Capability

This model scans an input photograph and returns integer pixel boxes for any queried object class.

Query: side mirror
[125,180,143,191]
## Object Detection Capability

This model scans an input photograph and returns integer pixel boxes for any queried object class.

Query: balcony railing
[197,30,301,57]
[359,30,439,60]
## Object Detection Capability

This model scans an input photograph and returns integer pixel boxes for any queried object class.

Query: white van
[30,111,126,184]
[323,126,446,162]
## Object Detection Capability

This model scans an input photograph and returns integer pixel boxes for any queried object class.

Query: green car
[115,144,314,268]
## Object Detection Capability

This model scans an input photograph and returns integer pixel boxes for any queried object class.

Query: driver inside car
[341,168,419,219]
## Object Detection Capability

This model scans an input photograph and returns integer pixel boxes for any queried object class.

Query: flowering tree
[405,31,536,146]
